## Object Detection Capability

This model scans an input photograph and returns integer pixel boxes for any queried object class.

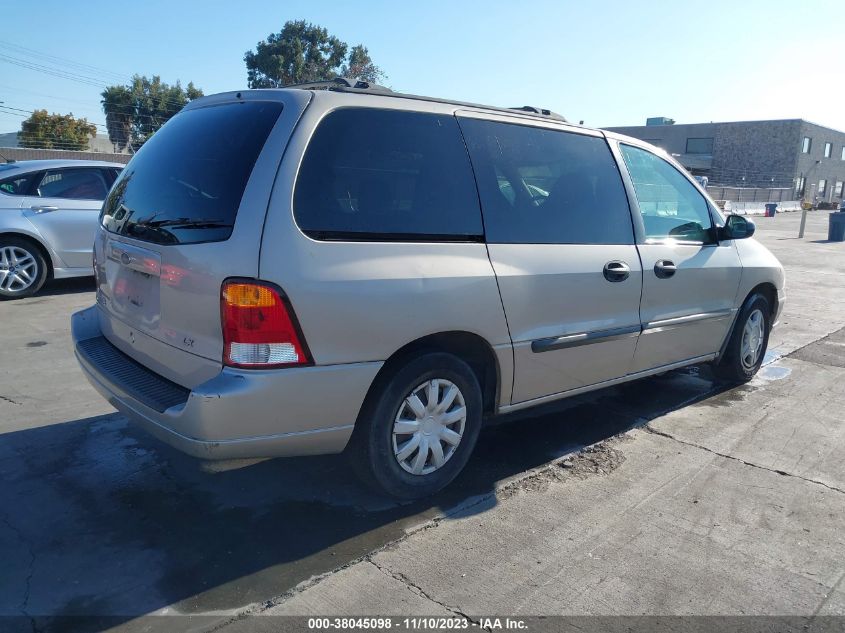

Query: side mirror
[720,214,755,240]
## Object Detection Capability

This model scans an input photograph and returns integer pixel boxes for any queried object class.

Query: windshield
[100,101,283,245]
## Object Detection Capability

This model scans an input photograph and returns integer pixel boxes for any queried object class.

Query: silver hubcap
[740,309,765,369]
[0,246,38,293]
[392,379,467,476]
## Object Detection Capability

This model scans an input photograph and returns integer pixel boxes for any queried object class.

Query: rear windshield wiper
[132,217,232,230]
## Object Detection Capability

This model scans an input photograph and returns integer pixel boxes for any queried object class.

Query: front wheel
[349,352,483,500]
[0,238,48,299]
[713,294,771,383]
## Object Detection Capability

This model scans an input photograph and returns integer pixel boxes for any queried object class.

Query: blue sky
[2,0,844,135]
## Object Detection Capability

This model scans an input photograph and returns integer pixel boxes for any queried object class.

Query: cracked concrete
[265,424,845,617]
[0,514,37,632]
[366,560,481,625]
[240,212,845,621]
[2,207,845,628]
[642,424,845,496]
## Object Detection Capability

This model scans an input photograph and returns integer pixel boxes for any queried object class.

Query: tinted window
[459,118,633,244]
[101,101,282,245]
[685,137,714,154]
[0,172,34,196]
[619,144,714,243]
[294,109,482,240]
[37,168,109,200]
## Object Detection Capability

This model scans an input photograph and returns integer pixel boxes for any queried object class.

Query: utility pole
[799,160,822,239]
[799,182,815,239]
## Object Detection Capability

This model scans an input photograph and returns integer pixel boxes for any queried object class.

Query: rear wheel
[713,294,771,383]
[349,352,483,499]
[0,237,48,299]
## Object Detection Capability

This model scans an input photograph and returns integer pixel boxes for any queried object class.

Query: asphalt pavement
[1,210,844,632]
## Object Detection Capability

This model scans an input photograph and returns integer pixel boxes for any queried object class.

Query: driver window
[619,144,714,244]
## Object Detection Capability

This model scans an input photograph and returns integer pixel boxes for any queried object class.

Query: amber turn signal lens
[223,283,277,308]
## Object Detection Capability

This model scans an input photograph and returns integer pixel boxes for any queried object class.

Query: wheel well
[716,282,780,363]
[366,332,500,417]
[0,232,54,279]
[747,282,778,322]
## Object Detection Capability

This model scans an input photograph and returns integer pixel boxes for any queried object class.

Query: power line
[0,105,109,130]
[0,83,107,109]
[0,102,188,130]
[0,43,203,112]
[0,41,130,83]
[0,53,105,88]
[0,108,125,151]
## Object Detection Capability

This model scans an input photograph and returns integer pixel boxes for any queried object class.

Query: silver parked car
[0,159,124,298]
[72,80,785,498]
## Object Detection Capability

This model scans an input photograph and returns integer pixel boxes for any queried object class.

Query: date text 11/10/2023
[307,617,528,630]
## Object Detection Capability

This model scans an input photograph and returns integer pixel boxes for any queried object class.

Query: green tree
[101,85,133,152]
[340,45,386,84]
[244,20,386,88]
[19,110,97,151]
[100,75,204,152]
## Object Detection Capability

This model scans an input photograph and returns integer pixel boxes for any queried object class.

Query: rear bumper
[72,306,382,460]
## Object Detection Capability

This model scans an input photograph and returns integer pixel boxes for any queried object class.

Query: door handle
[654,259,677,279]
[603,260,630,282]
[30,205,59,213]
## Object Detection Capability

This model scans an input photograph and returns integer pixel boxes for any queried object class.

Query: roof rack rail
[286,77,393,93]
[282,80,567,123]
[508,106,566,121]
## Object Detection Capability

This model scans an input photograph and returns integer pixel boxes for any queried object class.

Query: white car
[0,159,123,298]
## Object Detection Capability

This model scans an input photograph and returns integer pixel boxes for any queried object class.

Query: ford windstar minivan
[73,79,785,498]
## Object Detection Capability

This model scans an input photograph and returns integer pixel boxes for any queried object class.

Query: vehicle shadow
[39,276,96,296]
[0,367,739,631]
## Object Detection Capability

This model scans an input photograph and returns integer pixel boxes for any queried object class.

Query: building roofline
[604,118,845,136]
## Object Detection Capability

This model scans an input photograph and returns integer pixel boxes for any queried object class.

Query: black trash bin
[829,212,845,242]
[764,203,777,217]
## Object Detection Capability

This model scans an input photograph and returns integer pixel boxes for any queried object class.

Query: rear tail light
[221,280,311,368]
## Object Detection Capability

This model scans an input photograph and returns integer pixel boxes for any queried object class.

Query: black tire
[348,352,483,500]
[713,294,771,383]
[0,236,48,300]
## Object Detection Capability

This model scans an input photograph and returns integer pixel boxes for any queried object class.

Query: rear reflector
[221,280,311,369]
[227,341,299,365]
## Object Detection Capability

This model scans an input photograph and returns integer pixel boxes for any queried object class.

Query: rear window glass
[101,101,282,245]
[0,172,33,196]
[294,108,483,241]
[459,118,633,245]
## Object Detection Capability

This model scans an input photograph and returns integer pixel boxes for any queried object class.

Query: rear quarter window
[293,108,483,241]
[0,172,34,196]
[100,101,283,245]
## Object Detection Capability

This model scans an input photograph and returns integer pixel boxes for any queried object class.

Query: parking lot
[2,210,844,631]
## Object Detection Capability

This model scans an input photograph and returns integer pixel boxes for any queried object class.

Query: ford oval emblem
[120,252,131,265]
